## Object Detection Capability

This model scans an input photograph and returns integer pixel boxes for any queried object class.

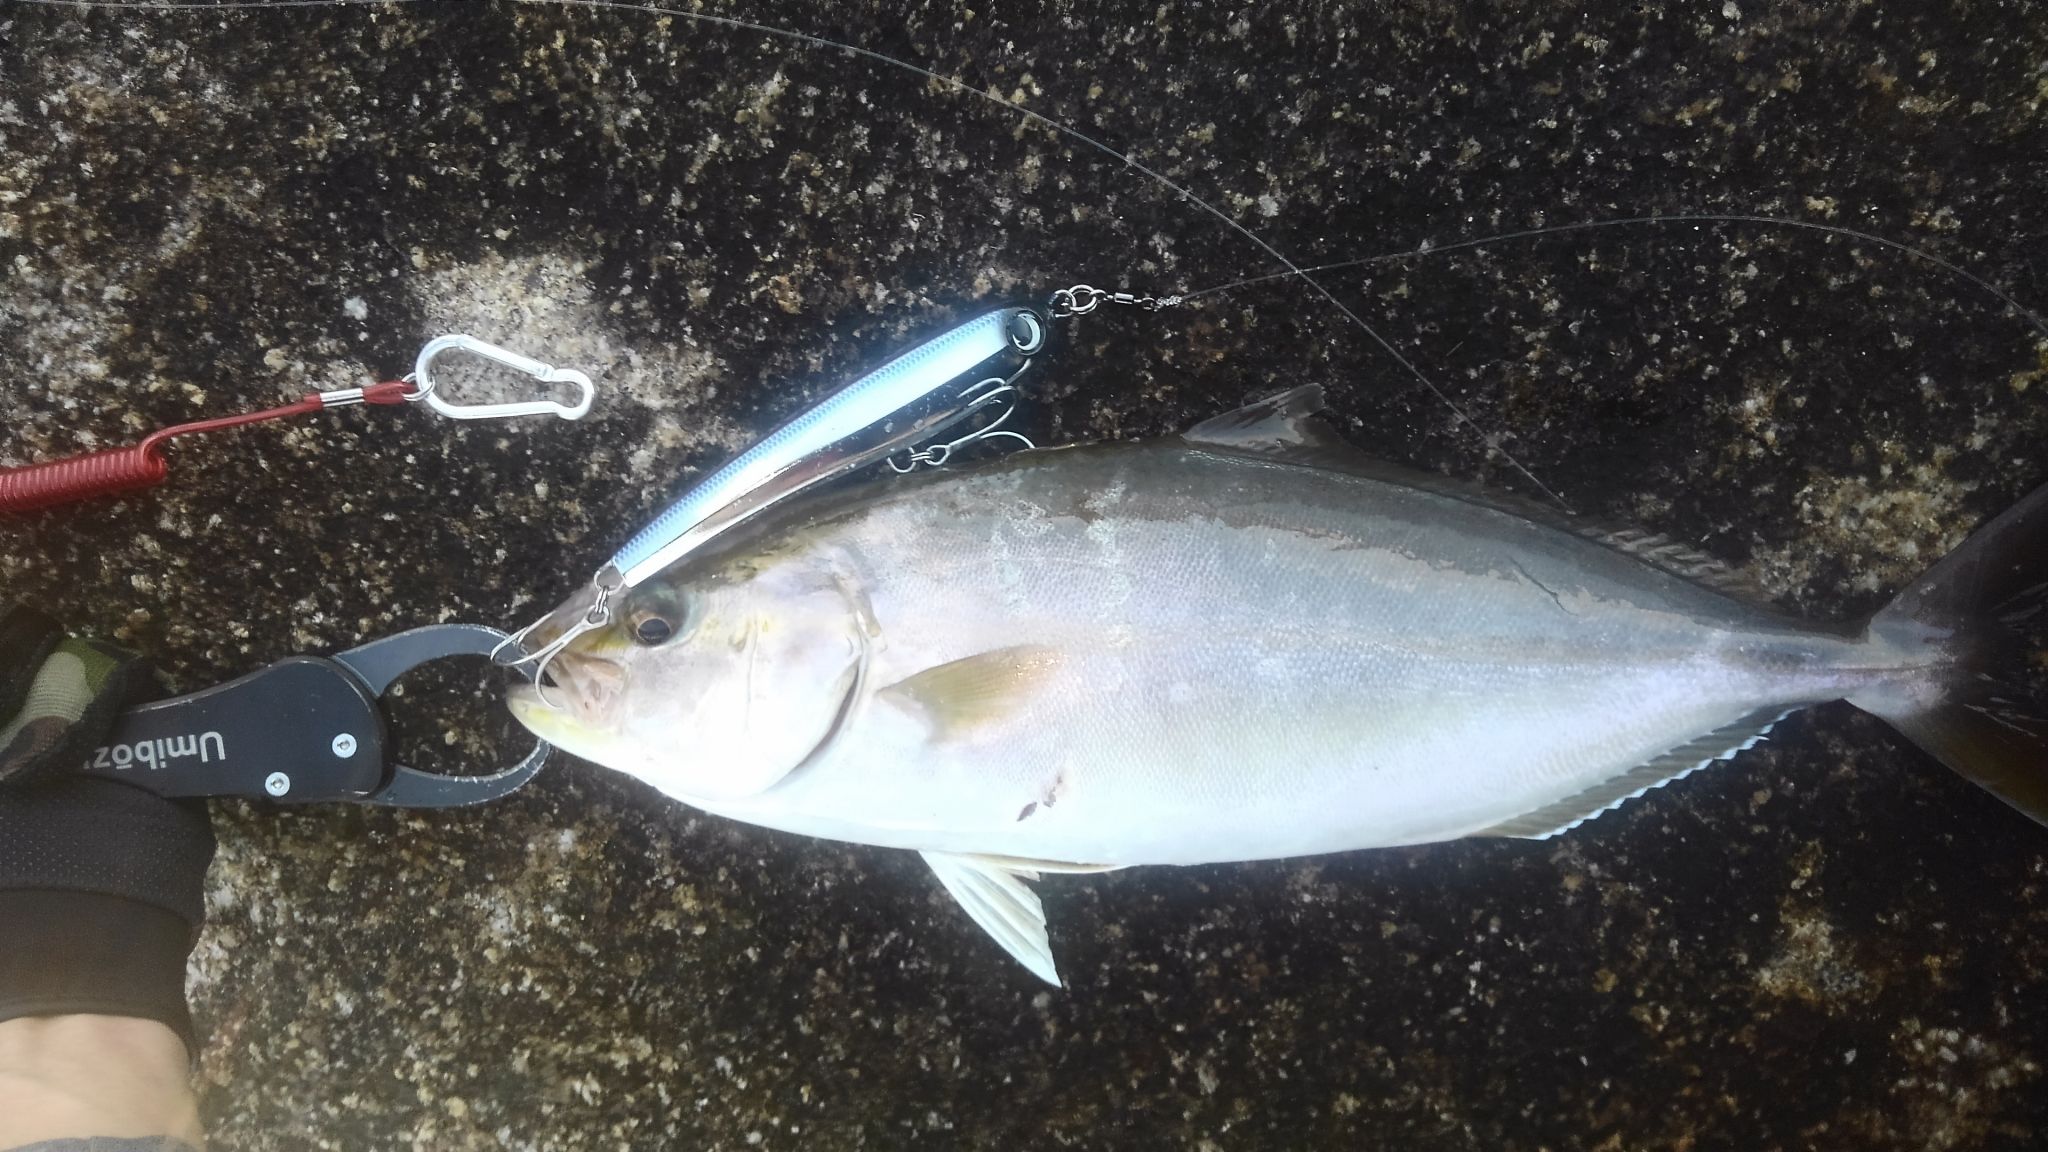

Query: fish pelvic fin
[879,645,1063,743]
[920,851,1062,986]
[1856,480,2048,828]
[1474,707,1793,839]
[968,854,1125,878]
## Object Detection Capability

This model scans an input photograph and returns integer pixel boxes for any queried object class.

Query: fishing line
[25,1,2048,504]
[20,0,1570,506]
[1177,213,2048,343]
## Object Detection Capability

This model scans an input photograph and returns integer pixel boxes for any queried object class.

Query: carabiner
[409,334,596,421]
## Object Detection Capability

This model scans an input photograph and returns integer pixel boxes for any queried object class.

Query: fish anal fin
[920,850,1062,985]
[880,645,1063,742]
[1476,707,1794,839]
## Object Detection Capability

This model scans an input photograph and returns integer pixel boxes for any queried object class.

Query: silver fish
[510,386,2048,984]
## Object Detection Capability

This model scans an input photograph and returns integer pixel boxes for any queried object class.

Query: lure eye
[632,613,677,646]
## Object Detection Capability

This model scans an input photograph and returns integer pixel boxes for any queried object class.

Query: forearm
[0,793,213,1150]
[0,606,217,1151]
[0,1015,201,1150]
[0,853,210,1151]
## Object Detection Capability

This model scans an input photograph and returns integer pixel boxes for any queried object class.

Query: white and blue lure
[500,305,1050,690]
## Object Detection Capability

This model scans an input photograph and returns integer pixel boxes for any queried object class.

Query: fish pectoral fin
[1474,707,1795,840]
[920,850,1063,986]
[879,645,1063,742]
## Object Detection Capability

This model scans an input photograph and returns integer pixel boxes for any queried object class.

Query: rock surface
[4,1,2046,1148]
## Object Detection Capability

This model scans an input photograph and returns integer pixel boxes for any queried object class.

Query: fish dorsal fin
[1183,384,1349,453]
[1475,707,1794,839]
[921,851,1062,985]
[879,646,1063,742]
[1183,388,1764,599]
[1573,528,1763,596]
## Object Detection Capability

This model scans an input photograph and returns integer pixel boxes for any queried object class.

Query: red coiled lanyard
[1,335,593,514]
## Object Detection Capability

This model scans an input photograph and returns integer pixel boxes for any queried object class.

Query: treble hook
[889,362,1039,474]
[490,565,624,709]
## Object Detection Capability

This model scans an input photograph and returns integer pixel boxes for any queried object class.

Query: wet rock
[4,3,2045,1148]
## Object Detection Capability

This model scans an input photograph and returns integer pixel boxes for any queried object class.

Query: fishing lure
[0,334,594,514]
[496,296,1165,687]
[614,306,1046,587]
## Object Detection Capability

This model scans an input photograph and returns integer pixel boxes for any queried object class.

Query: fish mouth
[506,681,588,758]
[541,649,625,717]
[506,681,566,739]
[505,650,626,755]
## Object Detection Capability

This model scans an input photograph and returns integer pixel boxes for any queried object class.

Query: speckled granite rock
[4,2,2046,1149]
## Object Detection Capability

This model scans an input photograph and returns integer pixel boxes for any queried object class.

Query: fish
[508,386,2048,986]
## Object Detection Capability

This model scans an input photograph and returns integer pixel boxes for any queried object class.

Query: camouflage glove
[0,604,158,786]
[0,604,216,1054]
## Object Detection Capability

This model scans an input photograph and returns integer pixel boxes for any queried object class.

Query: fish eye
[632,613,676,646]
[624,586,693,647]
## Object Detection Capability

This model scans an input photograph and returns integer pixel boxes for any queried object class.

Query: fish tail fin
[1854,481,2048,826]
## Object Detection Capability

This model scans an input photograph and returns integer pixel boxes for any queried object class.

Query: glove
[0,604,217,1054]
